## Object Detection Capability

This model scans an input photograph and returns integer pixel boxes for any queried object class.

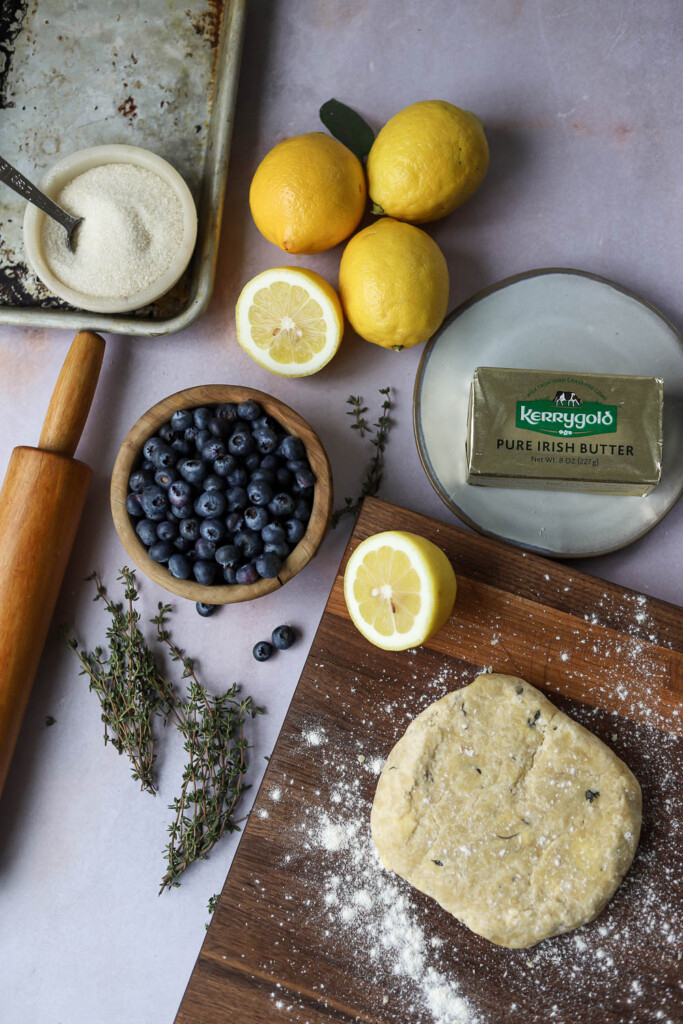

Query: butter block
[466,367,663,495]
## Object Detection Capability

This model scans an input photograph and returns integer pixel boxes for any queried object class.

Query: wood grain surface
[110,384,332,604]
[175,497,683,1024]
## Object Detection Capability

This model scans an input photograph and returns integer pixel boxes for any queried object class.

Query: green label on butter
[515,398,618,437]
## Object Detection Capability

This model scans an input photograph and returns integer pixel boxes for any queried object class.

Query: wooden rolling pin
[0,331,105,798]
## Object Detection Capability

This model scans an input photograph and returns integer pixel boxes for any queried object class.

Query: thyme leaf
[332,386,393,527]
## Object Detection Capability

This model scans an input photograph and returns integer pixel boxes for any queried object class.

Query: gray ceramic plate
[414,269,683,558]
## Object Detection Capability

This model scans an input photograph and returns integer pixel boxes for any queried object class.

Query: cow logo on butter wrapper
[515,396,618,438]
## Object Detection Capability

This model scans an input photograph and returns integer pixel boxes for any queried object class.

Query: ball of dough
[371,673,642,948]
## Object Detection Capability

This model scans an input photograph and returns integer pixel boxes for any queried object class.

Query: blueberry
[157,519,178,542]
[201,439,226,462]
[223,565,239,584]
[195,537,217,560]
[294,467,316,489]
[247,479,273,506]
[170,503,193,520]
[143,436,164,461]
[155,467,178,489]
[184,425,200,445]
[149,541,173,563]
[150,444,176,469]
[244,451,261,472]
[171,438,192,457]
[285,518,306,545]
[171,409,194,432]
[173,537,193,554]
[260,453,280,471]
[279,435,305,461]
[253,427,278,454]
[216,402,239,423]
[251,469,275,485]
[236,562,259,585]
[193,559,216,585]
[262,522,286,545]
[228,431,254,457]
[141,459,155,472]
[227,467,248,488]
[179,517,201,541]
[293,498,312,523]
[244,505,269,532]
[168,553,192,579]
[200,518,225,543]
[216,544,239,567]
[129,468,154,493]
[264,540,289,561]
[225,511,244,534]
[196,602,217,617]
[168,479,193,508]
[272,625,297,650]
[225,486,247,512]
[253,641,273,662]
[231,419,252,436]
[235,530,263,559]
[140,485,169,520]
[237,400,262,421]
[159,423,177,443]
[286,458,309,473]
[195,429,212,452]
[214,455,237,478]
[202,474,225,493]
[255,552,282,579]
[209,416,231,439]
[126,492,144,517]
[136,519,158,546]
[275,466,293,488]
[179,459,208,485]
[268,492,295,518]
[193,407,212,430]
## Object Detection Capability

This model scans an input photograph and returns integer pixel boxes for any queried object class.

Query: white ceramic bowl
[23,144,198,314]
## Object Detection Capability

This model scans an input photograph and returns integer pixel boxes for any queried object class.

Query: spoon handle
[0,155,80,234]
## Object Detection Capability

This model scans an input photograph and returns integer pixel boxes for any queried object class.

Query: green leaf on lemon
[319,99,375,162]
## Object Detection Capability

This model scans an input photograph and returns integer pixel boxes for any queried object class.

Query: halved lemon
[235,267,344,377]
[343,530,457,651]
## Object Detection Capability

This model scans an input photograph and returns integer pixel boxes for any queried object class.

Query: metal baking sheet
[0,0,245,335]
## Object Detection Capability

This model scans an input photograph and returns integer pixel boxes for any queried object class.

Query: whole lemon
[367,100,489,223]
[338,218,449,350]
[249,133,367,254]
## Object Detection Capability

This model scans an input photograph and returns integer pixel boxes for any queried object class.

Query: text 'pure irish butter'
[466,367,663,495]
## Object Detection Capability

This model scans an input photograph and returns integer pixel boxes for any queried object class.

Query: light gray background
[1,2,682,1022]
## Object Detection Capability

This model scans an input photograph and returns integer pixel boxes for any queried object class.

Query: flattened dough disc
[371,673,642,948]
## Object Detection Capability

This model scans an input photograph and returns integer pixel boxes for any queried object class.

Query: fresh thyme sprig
[346,394,369,437]
[332,386,393,527]
[65,569,264,891]
[65,569,163,794]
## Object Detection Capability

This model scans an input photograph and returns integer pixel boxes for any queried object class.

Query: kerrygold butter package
[466,368,663,495]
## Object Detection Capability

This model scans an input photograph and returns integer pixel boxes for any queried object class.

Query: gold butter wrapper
[467,368,663,495]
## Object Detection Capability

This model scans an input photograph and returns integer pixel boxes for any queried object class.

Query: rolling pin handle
[38,331,106,459]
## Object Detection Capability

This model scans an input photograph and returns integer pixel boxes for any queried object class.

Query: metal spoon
[0,154,82,251]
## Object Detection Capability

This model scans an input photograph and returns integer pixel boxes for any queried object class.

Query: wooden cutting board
[175,497,683,1024]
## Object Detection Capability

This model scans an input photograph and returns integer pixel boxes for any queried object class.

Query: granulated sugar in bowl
[23,144,197,313]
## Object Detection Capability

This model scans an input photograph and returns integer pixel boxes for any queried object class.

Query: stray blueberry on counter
[196,602,218,617]
[253,640,273,662]
[272,624,297,650]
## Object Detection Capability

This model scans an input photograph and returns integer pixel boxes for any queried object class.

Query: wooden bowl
[111,385,333,604]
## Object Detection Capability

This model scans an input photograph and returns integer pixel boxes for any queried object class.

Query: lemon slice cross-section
[343,530,457,651]
[236,267,344,377]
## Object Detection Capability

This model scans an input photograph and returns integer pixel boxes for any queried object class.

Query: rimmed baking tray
[0,0,245,336]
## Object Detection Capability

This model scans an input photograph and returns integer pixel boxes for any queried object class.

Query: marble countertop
[1,2,682,1022]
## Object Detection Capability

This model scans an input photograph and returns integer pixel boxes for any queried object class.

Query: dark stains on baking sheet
[188,0,225,50]
[0,260,68,309]
[117,94,138,124]
[0,0,28,108]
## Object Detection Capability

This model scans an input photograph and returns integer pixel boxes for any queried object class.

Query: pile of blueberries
[125,399,315,588]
